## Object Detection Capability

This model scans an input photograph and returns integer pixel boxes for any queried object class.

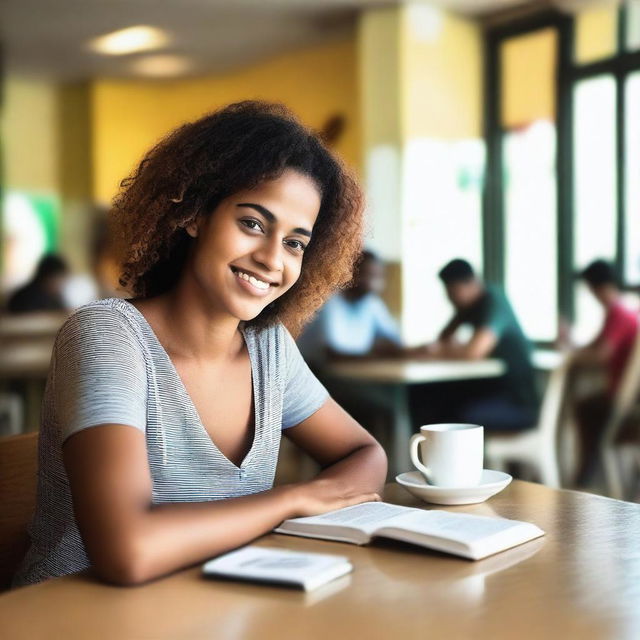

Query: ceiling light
[130,54,193,78]
[89,25,170,56]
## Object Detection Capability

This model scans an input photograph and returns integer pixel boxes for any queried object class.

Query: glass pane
[627,0,640,51]
[625,71,640,283]
[573,76,617,344]
[503,121,557,342]
[402,138,485,344]
[574,5,618,64]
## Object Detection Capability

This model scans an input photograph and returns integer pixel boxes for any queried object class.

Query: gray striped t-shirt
[13,297,328,586]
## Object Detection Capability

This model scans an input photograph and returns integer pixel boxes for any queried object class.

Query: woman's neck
[137,286,244,363]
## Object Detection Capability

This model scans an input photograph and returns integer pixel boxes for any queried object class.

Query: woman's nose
[252,237,284,273]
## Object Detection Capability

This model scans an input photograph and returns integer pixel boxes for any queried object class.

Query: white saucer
[395,470,512,505]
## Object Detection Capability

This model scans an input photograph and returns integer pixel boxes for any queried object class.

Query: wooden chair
[0,392,24,437]
[0,432,38,590]
[485,355,572,488]
[602,332,640,500]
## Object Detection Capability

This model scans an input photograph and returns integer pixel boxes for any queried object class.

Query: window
[574,4,618,64]
[625,71,640,283]
[485,4,640,346]
[503,122,557,341]
[626,0,640,51]
[497,27,558,341]
[573,76,617,342]
[402,138,485,343]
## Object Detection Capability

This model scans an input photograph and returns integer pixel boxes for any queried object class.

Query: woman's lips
[231,267,274,297]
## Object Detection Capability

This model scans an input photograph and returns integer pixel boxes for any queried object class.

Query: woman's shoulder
[55,297,145,351]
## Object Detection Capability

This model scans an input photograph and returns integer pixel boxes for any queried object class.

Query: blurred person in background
[412,259,538,432]
[297,250,402,368]
[5,253,70,313]
[91,207,126,298]
[572,259,639,487]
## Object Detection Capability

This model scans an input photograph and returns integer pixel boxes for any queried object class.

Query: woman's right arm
[63,424,377,587]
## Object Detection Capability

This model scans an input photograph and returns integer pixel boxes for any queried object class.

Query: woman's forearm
[313,441,387,495]
[133,444,385,585]
[99,483,298,586]
[95,444,385,586]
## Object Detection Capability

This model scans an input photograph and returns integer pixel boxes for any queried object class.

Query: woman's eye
[285,239,307,253]
[240,218,264,232]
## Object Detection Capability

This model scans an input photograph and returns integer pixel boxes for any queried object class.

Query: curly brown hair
[110,101,364,336]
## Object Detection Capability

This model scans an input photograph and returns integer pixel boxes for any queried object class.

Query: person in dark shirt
[6,254,69,313]
[413,259,538,432]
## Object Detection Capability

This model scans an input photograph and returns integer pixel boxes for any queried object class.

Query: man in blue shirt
[298,251,402,367]
[297,251,403,438]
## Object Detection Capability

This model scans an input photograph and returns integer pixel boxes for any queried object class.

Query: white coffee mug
[409,423,484,488]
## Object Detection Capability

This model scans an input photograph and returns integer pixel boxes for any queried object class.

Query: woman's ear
[185,220,199,238]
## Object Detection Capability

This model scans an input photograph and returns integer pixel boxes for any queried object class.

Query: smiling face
[182,169,321,322]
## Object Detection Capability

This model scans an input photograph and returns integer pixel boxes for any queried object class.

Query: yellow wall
[91,38,360,203]
[359,7,403,148]
[501,28,557,129]
[58,83,96,272]
[2,77,59,193]
[357,7,404,311]
[402,5,483,139]
[574,2,618,64]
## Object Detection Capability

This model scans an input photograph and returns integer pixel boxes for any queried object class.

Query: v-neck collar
[121,299,260,471]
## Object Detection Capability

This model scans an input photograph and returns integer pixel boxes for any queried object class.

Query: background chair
[0,432,38,590]
[485,356,572,488]
[0,392,24,437]
[602,333,640,500]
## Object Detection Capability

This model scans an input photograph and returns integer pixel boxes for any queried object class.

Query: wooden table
[324,359,506,475]
[2,480,638,639]
[0,340,55,380]
[0,312,65,434]
[0,340,55,433]
[0,312,67,341]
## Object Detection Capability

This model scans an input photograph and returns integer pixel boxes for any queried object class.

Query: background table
[324,358,506,475]
[0,312,68,341]
[2,480,638,639]
[0,312,66,433]
[0,340,55,433]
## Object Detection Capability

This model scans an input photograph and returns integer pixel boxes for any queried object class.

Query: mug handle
[410,433,430,477]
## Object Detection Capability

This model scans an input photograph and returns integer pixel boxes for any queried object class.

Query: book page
[387,510,531,544]
[290,502,413,535]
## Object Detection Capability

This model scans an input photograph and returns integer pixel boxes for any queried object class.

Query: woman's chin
[233,303,271,323]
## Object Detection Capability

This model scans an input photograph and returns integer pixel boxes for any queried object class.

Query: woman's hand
[281,398,387,519]
[285,477,381,518]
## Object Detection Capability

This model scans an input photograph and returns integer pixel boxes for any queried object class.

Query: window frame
[484,5,640,345]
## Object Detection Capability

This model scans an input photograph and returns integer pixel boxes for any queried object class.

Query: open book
[275,502,544,561]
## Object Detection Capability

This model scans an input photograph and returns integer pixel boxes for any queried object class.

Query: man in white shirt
[298,251,402,367]
[297,251,402,438]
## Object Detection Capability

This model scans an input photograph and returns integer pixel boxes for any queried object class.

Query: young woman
[13,101,387,587]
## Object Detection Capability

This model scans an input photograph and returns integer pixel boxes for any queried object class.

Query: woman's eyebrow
[236,203,312,238]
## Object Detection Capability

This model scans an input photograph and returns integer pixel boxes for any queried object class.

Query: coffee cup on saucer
[409,423,484,488]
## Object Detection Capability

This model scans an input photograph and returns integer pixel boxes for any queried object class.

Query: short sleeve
[281,325,329,429]
[476,291,508,337]
[296,308,328,367]
[371,297,401,345]
[54,306,148,442]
